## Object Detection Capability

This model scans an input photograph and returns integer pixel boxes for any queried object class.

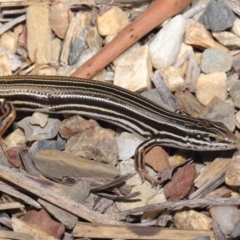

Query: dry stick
[0,164,122,225]
[71,0,192,79]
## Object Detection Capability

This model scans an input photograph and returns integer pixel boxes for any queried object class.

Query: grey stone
[230,220,240,238]
[69,37,86,65]
[199,0,236,31]
[229,81,240,108]
[200,48,232,74]
[29,140,65,155]
[199,96,235,131]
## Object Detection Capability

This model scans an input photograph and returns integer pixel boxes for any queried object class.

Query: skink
[0,75,238,183]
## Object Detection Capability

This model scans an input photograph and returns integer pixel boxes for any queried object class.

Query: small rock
[227,73,238,90]
[18,117,61,142]
[3,128,26,149]
[236,111,240,129]
[164,163,197,201]
[225,156,240,187]
[97,6,128,36]
[168,150,188,166]
[65,126,118,165]
[87,26,103,49]
[38,181,90,229]
[174,210,212,230]
[51,38,62,65]
[69,37,86,65]
[229,81,240,108]
[114,45,152,92]
[232,53,240,77]
[75,47,98,68]
[23,209,65,238]
[30,112,49,128]
[199,0,236,31]
[196,72,227,106]
[213,31,240,49]
[0,54,12,75]
[27,3,52,64]
[59,115,98,139]
[0,31,18,53]
[49,2,72,39]
[230,220,240,239]
[6,147,25,168]
[210,205,240,234]
[158,66,184,92]
[184,22,228,51]
[200,48,232,74]
[33,150,119,179]
[145,146,169,172]
[199,96,235,132]
[232,18,240,38]
[29,140,65,155]
[116,132,145,161]
[149,15,186,69]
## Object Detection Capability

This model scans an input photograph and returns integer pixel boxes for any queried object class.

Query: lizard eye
[208,135,217,142]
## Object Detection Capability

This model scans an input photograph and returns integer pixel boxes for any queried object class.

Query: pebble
[49,2,72,39]
[225,156,240,187]
[69,37,86,65]
[32,150,119,179]
[26,3,52,64]
[51,38,62,65]
[0,54,12,75]
[59,115,98,139]
[115,132,145,161]
[199,0,236,31]
[22,209,65,239]
[232,18,240,38]
[158,66,184,92]
[29,112,49,128]
[229,81,240,108]
[232,52,240,77]
[97,6,129,36]
[0,31,18,53]
[200,48,232,73]
[196,72,227,106]
[18,117,61,142]
[210,205,240,234]
[212,31,240,49]
[65,126,118,165]
[87,26,103,49]
[149,15,186,69]
[174,210,212,230]
[236,111,240,129]
[29,140,65,155]
[230,220,240,239]
[114,45,152,92]
[184,22,228,51]
[38,181,90,229]
[199,96,235,132]
[3,128,26,149]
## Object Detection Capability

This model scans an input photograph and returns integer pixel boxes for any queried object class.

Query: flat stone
[199,96,235,132]
[0,31,18,53]
[65,126,118,165]
[51,38,62,65]
[199,0,236,31]
[69,37,86,65]
[232,53,240,77]
[184,22,228,51]
[212,31,240,49]
[236,111,240,129]
[27,3,52,64]
[49,2,72,39]
[97,6,128,36]
[232,18,240,38]
[116,132,144,161]
[0,54,12,75]
[210,205,240,234]
[229,82,240,108]
[225,156,240,187]
[3,128,26,149]
[18,117,61,142]
[196,72,227,106]
[29,140,65,155]
[114,45,152,92]
[23,209,65,239]
[38,181,90,229]
[200,48,232,73]
[158,66,184,92]
[174,210,212,230]
[33,150,119,179]
[230,220,240,239]
[87,26,103,49]
[149,15,186,69]
[30,112,49,128]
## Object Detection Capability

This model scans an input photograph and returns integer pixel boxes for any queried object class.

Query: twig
[71,0,192,79]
